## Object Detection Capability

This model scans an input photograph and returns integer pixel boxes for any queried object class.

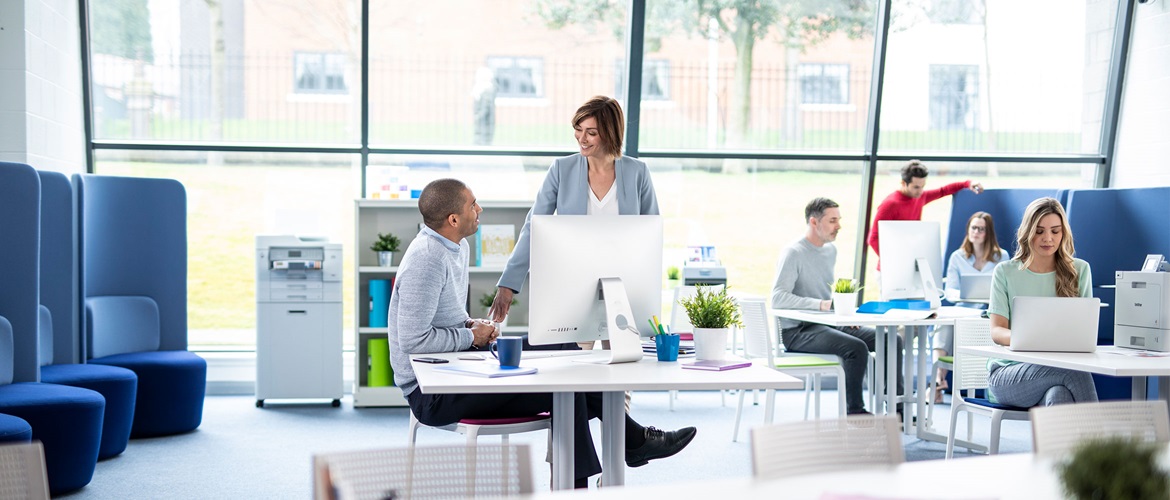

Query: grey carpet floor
[58,390,1032,499]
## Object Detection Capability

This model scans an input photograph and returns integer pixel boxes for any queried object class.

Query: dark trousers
[781,322,904,414]
[406,390,604,481]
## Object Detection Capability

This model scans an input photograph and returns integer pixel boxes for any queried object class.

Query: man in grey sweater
[390,178,695,488]
[771,197,903,415]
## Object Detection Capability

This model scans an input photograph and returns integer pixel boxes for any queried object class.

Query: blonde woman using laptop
[933,212,1009,403]
[986,198,1098,407]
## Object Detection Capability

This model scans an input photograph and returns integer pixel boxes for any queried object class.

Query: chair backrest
[750,416,904,480]
[75,174,188,353]
[0,441,50,500]
[37,170,79,365]
[0,162,42,383]
[738,297,775,364]
[952,318,994,393]
[313,444,533,500]
[1031,400,1170,458]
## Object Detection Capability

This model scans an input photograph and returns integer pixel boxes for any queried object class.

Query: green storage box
[368,338,393,387]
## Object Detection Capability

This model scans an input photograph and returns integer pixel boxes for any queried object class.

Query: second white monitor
[879,220,943,301]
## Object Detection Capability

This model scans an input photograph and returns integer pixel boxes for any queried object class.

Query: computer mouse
[458,354,485,361]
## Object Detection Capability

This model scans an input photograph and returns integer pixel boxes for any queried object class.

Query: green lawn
[97,159,1085,346]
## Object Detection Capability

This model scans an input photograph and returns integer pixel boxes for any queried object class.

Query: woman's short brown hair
[572,96,625,158]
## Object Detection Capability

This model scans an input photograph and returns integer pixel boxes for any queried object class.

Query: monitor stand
[916,257,943,310]
[572,277,645,364]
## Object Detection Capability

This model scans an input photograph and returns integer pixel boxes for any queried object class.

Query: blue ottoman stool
[0,413,32,443]
[42,363,137,458]
[0,383,104,494]
[91,350,206,438]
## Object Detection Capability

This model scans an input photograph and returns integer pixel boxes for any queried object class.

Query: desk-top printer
[255,235,343,406]
[1115,263,1170,352]
[682,263,727,287]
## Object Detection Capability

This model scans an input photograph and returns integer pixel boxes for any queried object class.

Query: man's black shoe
[625,426,696,467]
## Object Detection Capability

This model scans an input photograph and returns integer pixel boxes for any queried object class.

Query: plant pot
[832,292,858,315]
[666,279,680,290]
[693,327,729,360]
[377,251,394,267]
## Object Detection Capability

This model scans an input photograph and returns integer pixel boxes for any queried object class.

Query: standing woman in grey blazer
[489,96,660,327]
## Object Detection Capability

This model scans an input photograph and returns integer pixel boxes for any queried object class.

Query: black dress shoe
[625,426,697,467]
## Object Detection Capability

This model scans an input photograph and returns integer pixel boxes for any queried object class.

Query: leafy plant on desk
[678,286,742,329]
[370,232,401,253]
[1058,437,1168,500]
[830,278,862,294]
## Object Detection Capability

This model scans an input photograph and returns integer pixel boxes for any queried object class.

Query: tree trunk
[727,16,755,149]
[980,0,997,176]
[208,0,225,167]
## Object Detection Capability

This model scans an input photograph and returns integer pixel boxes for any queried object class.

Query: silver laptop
[959,274,993,301]
[1008,296,1100,352]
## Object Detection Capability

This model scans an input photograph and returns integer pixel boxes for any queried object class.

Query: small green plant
[370,232,400,253]
[830,278,861,294]
[679,286,742,329]
[666,265,680,280]
[479,290,518,309]
[1058,437,1169,500]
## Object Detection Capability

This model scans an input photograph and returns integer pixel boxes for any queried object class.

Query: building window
[614,59,671,101]
[929,64,980,130]
[928,0,981,25]
[293,52,348,94]
[487,57,544,98]
[798,63,850,105]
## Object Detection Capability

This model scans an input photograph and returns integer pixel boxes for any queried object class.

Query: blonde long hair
[1014,198,1079,297]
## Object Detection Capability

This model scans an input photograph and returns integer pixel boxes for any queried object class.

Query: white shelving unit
[352,199,531,407]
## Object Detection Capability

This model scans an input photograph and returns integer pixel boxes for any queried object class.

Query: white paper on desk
[882,309,936,320]
[1105,349,1170,358]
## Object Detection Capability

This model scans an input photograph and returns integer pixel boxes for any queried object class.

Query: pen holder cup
[655,334,681,362]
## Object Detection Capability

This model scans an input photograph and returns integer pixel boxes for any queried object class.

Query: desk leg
[552,392,575,491]
[885,325,897,416]
[874,326,886,414]
[915,325,928,435]
[600,391,625,488]
[1133,377,1148,401]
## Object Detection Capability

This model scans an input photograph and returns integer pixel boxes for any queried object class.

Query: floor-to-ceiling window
[84,0,1125,349]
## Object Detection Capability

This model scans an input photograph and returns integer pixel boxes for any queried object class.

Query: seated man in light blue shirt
[389,178,695,488]
[771,197,903,415]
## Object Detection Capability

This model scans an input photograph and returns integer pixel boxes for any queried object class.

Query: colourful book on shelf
[477,224,515,267]
[680,359,752,371]
[435,364,537,378]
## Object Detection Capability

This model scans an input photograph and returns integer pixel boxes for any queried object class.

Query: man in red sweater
[867,160,983,269]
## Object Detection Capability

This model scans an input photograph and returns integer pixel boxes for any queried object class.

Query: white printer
[255,235,344,406]
[1115,269,1170,352]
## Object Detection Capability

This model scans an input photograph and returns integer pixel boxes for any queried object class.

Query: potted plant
[1058,437,1169,499]
[370,232,400,267]
[830,278,861,315]
[666,265,681,289]
[479,290,518,327]
[678,286,742,360]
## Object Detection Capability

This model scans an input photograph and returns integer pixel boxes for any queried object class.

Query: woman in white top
[933,211,1009,402]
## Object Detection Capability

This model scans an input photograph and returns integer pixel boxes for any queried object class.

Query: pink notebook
[681,359,751,371]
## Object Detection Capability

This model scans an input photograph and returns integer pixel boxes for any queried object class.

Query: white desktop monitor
[879,220,943,302]
[528,215,663,346]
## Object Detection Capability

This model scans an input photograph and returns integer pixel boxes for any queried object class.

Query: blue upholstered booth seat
[0,383,105,494]
[90,351,206,438]
[41,363,137,458]
[0,413,32,443]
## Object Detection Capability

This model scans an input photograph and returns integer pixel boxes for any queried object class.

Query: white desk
[521,452,1059,499]
[958,344,1170,403]
[772,308,983,449]
[411,352,802,490]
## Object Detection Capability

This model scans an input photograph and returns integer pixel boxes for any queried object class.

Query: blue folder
[856,300,933,314]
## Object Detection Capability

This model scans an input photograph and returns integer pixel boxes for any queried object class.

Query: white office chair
[408,411,550,452]
[945,318,1031,458]
[314,443,533,499]
[1030,400,1170,458]
[732,297,846,442]
[750,416,903,480]
[0,441,48,500]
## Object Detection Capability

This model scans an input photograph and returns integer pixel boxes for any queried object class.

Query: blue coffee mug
[490,336,523,368]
